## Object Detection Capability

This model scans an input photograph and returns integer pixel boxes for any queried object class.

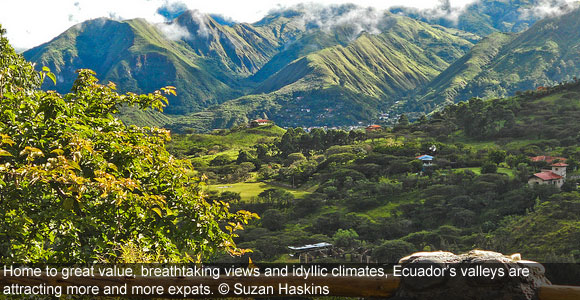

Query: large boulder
[392,250,550,300]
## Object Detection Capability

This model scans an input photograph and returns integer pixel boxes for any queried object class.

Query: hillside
[23,18,240,114]
[391,0,575,36]
[168,15,475,131]
[407,32,515,111]
[22,5,477,129]
[414,80,580,146]
[173,10,305,75]
[165,82,580,266]
[257,16,473,97]
[461,8,580,99]
[408,8,580,112]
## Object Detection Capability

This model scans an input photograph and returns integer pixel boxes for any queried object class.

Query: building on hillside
[416,154,434,167]
[250,119,273,127]
[528,162,568,188]
[288,242,334,263]
[529,156,567,164]
[365,125,382,132]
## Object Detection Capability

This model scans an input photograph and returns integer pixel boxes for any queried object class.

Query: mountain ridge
[19,3,580,131]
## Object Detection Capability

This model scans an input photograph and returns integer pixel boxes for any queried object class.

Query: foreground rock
[392,250,550,300]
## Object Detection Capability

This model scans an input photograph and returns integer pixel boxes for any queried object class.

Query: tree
[285,152,306,166]
[333,229,360,249]
[481,161,498,174]
[488,149,507,165]
[0,30,256,263]
[394,114,410,131]
[236,150,254,164]
[210,154,232,166]
[279,128,304,157]
[258,189,294,209]
[397,114,410,126]
[219,191,242,204]
[261,209,285,231]
[373,240,416,263]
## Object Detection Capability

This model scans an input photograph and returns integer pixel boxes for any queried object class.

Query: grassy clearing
[205,181,311,201]
[169,125,285,158]
[366,190,422,218]
[455,167,514,177]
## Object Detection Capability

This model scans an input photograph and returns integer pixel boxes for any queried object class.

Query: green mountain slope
[403,8,580,114]
[22,6,477,130]
[408,32,515,111]
[164,16,476,132]
[24,18,239,114]
[257,16,473,98]
[250,29,354,83]
[461,8,580,98]
[174,10,304,75]
[417,80,580,142]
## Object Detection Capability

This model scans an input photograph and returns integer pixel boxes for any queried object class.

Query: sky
[0,0,478,50]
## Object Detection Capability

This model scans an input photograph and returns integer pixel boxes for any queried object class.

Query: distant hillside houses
[365,125,382,132]
[250,119,273,127]
[416,154,434,167]
[528,156,568,188]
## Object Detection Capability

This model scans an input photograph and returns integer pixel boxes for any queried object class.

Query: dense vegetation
[167,82,580,264]
[0,27,255,263]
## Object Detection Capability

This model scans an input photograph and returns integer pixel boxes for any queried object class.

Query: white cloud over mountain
[0,0,478,50]
[1,0,577,50]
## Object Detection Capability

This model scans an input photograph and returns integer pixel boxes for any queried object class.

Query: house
[529,156,567,164]
[365,125,382,132]
[416,154,434,166]
[250,119,272,127]
[528,162,568,188]
[288,242,334,263]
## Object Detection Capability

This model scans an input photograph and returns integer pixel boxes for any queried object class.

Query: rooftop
[288,242,332,252]
[416,154,434,161]
[530,156,567,163]
[532,171,563,181]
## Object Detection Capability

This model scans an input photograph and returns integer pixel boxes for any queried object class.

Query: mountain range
[21,1,580,131]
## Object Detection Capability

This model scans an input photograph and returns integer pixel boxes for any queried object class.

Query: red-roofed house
[528,162,568,188]
[250,119,273,127]
[529,156,567,164]
[365,125,382,132]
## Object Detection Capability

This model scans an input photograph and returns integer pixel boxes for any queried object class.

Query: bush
[261,209,286,231]
[481,161,498,174]
[373,240,416,263]
[333,229,360,249]
[210,154,233,166]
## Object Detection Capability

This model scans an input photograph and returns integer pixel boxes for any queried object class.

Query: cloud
[188,10,211,37]
[156,22,192,40]
[267,3,392,41]
[390,0,473,25]
[518,0,579,19]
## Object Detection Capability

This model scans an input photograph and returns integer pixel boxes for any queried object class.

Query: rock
[391,250,550,300]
